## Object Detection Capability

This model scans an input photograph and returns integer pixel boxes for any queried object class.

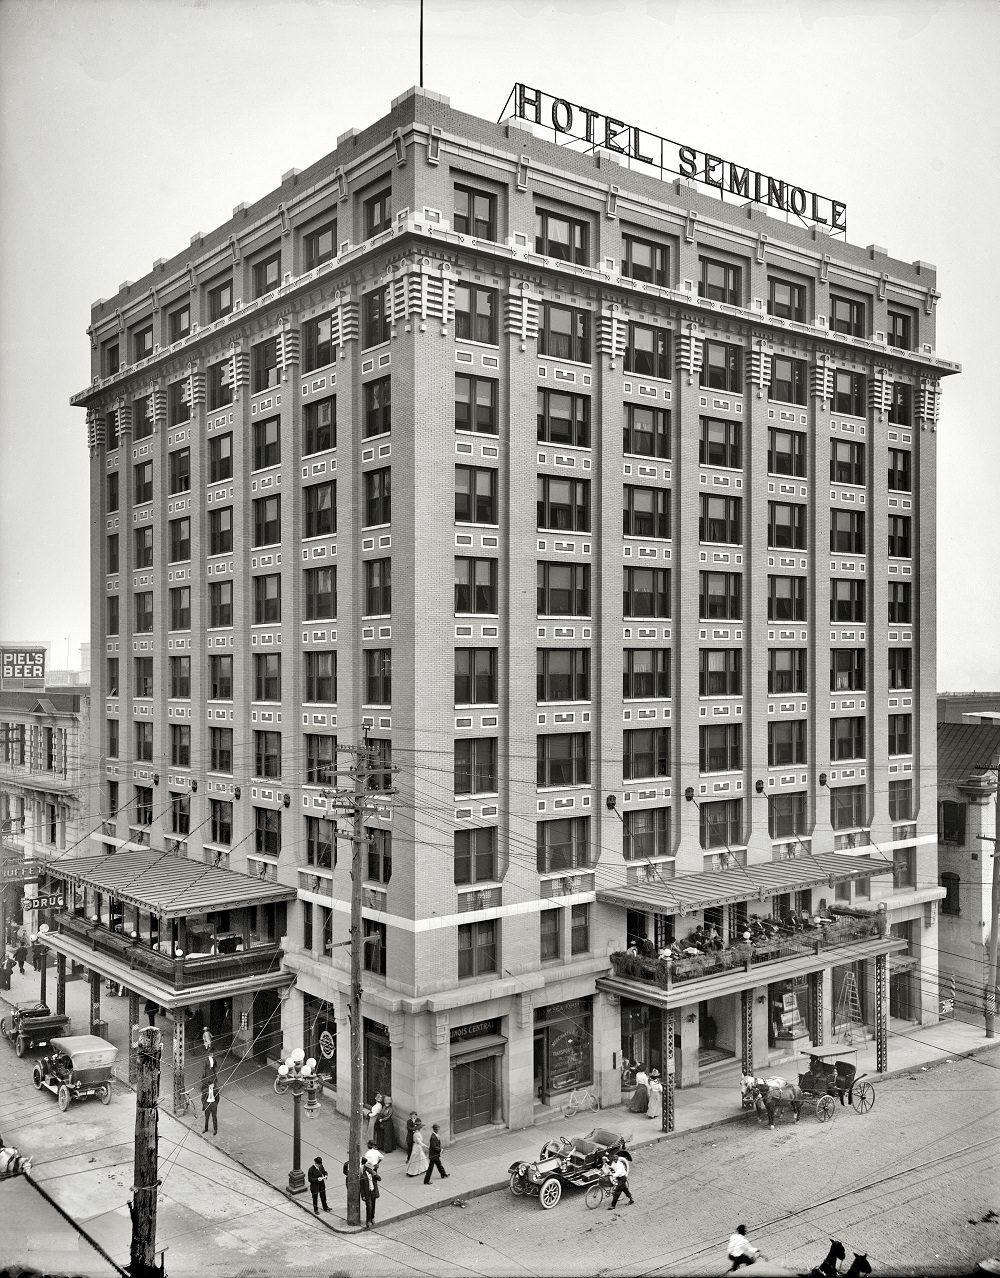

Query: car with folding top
[507,1127,631,1209]
[32,1035,118,1111]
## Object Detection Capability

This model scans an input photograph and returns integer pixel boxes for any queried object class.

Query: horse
[807,1239,846,1278]
[740,1074,803,1129]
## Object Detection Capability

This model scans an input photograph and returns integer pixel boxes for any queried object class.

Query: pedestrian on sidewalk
[360,1159,380,1229]
[406,1111,420,1158]
[13,942,27,976]
[0,954,13,992]
[202,1026,213,1054]
[362,1140,385,1175]
[726,1224,760,1271]
[647,1069,663,1122]
[423,1123,449,1183]
[307,1157,330,1214]
[608,1152,634,1209]
[405,1122,429,1178]
[375,1094,396,1152]
[201,1077,220,1135]
[30,937,43,973]
[364,1093,383,1144]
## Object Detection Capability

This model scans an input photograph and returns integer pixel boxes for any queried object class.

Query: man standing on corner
[307,1157,330,1214]
[423,1123,449,1184]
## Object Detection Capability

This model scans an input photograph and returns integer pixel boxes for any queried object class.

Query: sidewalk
[3,957,996,1233]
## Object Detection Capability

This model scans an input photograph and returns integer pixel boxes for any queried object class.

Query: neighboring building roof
[0,1172,125,1276]
[0,686,89,714]
[937,721,1000,787]
[938,692,1000,723]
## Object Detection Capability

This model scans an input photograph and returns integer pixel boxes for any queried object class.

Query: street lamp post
[273,1047,322,1194]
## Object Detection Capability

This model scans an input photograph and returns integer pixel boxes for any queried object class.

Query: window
[455,648,497,704]
[107,719,120,757]
[207,360,233,409]
[768,792,807,839]
[831,717,866,760]
[625,323,670,379]
[303,396,336,455]
[210,799,233,845]
[887,582,911,624]
[168,448,190,494]
[363,468,391,527]
[624,403,670,458]
[303,481,335,538]
[368,828,392,883]
[768,502,806,549]
[768,277,805,321]
[171,724,191,767]
[132,396,153,441]
[254,730,282,779]
[252,338,279,393]
[254,653,281,702]
[454,183,496,238]
[624,727,671,780]
[107,533,119,574]
[209,581,233,628]
[537,562,590,616]
[536,816,591,873]
[105,410,120,451]
[888,309,913,350]
[363,558,391,615]
[623,485,670,538]
[103,340,120,376]
[304,566,336,619]
[364,649,391,704]
[623,808,671,861]
[456,376,499,435]
[940,872,960,917]
[833,370,866,417]
[169,586,190,630]
[251,416,280,470]
[304,218,337,271]
[458,920,497,979]
[303,312,336,371]
[106,657,119,696]
[456,557,497,613]
[539,302,590,363]
[888,648,912,690]
[700,799,742,848]
[889,779,913,823]
[455,283,498,344]
[362,920,387,976]
[700,724,742,772]
[252,574,281,624]
[701,341,742,392]
[699,257,741,304]
[700,416,741,468]
[135,657,153,698]
[456,466,498,524]
[168,517,190,563]
[134,592,153,632]
[831,648,865,692]
[699,649,741,696]
[767,720,806,767]
[624,648,671,699]
[305,651,336,703]
[892,846,915,890]
[208,433,233,483]
[170,792,191,837]
[887,447,911,492]
[132,325,154,362]
[831,578,865,622]
[207,506,232,557]
[210,728,233,773]
[770,355,807,405]
[363,186,392,237]
[107,471,120,513]
[255,807,281,857]
[831,439,865,485]
[537,389,589,447]
[455,738,498,795]
[209,655,233,700]
[535,207,588,263]
[253,496,281,546]
[135,785,153,826]
[168,303,190,343]
[540,910,561,961]
[622,232,668,286]
[831,510,865,554]
[888,713,912,756]
[699,571,741,620]
[305,734,336,785]
[363,376,391,436]
[830,294,865,337]
[168,379,191,426]
[252,251,281,298]
[107,781,119,817]
[888,382,911,426]
[768,575,806,621]
[537,733,590,787]
[624,566,670,618]
[207,277,233,321]
[538,648,591,702]
[135,721,153,762]
[454,828,498,884]
[362,286,392,348]
[700,495,741,543]
[888,515,911,558]
[134,461,153,504]
[132,527,152,568]
[939,800,967,846]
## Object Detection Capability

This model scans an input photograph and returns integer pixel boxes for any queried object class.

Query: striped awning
[43,848,295,919]
[596,852,892,916]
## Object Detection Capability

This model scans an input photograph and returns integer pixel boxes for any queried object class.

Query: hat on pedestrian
[649,1068,660,1079]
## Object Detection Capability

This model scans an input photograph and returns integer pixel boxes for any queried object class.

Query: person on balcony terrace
[704,924,723,951]
[638,935,656,959]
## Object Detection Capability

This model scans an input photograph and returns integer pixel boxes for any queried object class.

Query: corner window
[363,186,392,237]
[699,257,741,305]
[535,207,588,264]
[454,183,496,239]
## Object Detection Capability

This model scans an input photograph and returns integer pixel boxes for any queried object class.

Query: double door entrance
[451,1055,496,1134]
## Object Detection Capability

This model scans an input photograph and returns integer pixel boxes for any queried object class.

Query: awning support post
[875,952,888,1072]
[661,1008,675,1133]
[740,990,753,1078]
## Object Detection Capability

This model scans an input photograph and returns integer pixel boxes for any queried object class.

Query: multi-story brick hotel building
[65,86,958,1138]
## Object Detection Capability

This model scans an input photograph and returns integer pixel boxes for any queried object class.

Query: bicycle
[584,1166,617,1209]
[563,1087,600,1116]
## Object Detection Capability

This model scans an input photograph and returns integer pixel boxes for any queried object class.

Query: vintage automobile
[31,1035,118,1111]
[507,1127,631,1209]
[0,1001,71,1057]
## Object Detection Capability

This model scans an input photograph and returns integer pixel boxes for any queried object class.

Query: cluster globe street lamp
[273,1047,322,1194]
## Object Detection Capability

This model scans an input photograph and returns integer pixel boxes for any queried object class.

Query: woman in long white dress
[647,1070,663,1121]
[405,1123,429,1177]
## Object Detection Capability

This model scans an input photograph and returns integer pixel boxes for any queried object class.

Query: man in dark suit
[423,1123,449,1183]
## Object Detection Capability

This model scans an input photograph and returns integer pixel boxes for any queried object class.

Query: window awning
[44,848,295,919]
[596,852,892,916]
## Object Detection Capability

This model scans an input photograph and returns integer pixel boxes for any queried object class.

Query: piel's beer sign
[502,83,846,234]
[1,646,46,690]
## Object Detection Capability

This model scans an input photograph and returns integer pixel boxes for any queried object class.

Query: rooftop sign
[500,83,846,235]
[1,646,46,691]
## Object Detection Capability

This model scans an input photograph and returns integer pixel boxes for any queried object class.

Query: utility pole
[975,760,999,1040]
[346,734,367,1228]
[129,1026,163,1278]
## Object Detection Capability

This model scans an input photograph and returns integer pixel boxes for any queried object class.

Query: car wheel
[57,1084,71,1112]
[539,1176,562,1210]
[15,1036,25,1057]
[817,1095,836,1122]
[32,1067,43,1090]
[509,1170,526,1197]
[98,1083,112,1106]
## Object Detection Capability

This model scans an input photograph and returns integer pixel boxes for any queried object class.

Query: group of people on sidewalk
[625,1064,664,1122]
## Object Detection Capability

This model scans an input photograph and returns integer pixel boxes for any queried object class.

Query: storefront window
[304,995,337,1084]
[534,998,593,1096]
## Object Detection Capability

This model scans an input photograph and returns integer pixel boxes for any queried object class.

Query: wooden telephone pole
[129,1026,163,1277]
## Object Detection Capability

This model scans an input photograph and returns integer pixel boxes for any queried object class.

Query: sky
[0,0,997,688]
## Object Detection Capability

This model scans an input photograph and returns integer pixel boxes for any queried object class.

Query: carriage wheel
[585,1184,605,1210]
[32,1067,43,1090]
[817,1095,836,1122]
[853,1082,875,1114]
[98,1083,112,1106]
[57,1084,71,1112]
[509,1171,526,1197]
[539,1176,562,1210]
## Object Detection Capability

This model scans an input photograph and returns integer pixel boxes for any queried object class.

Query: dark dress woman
[627,1070,649,1114]
[375,1096,396,1152]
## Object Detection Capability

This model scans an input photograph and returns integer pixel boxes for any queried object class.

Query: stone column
[89,969,102,1036]
[128,990,141,1085]
[55,954,66,1016]
[172,1010,186,1114]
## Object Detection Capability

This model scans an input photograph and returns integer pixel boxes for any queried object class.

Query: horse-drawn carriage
[741,1046,874,1127]
[0,1001,71,1057]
